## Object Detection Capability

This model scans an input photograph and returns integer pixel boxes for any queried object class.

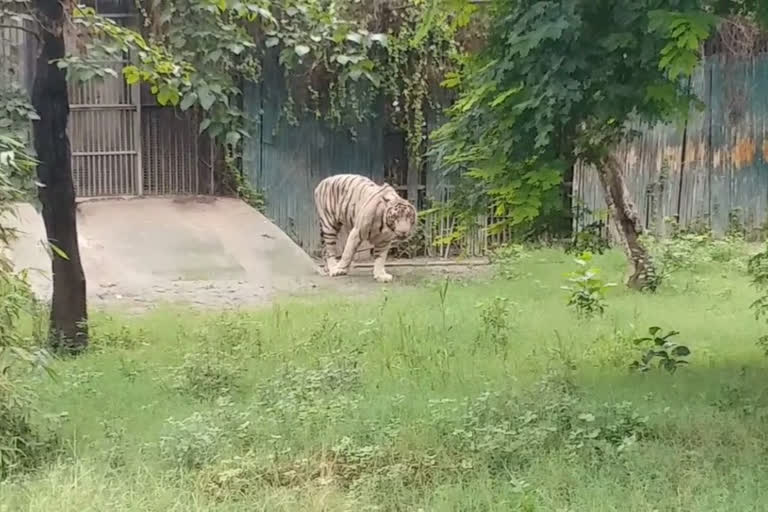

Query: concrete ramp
[7,196,322,309]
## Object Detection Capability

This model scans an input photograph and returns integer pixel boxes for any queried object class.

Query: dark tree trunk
[595,153,657,291]
[32,0,88,352]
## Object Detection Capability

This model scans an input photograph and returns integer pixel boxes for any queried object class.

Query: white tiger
[314,174,417,282]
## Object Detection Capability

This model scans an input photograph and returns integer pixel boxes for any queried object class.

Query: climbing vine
[2,0,480,208]
[125,0,479,188]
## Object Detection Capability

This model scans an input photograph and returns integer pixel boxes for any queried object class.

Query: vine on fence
[2,0,479,216]
[53,0,476,207]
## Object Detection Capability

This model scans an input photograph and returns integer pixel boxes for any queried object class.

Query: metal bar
[194,112,200,194]
[209,131,215,195]
[70,104,135,110]
[72,150,138,156]
[133,59,143,196]
[351,259,490,268]
[99,14,137,19]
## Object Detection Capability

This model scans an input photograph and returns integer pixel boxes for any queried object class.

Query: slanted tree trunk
[32,0,88,352]
[595,152,656,290]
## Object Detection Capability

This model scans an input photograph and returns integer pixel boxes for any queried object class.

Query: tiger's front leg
[330,227,362,277]
[372,241,393,283]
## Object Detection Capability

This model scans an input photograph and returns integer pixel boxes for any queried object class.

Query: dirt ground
[86,262,490,313]
[7,197,489,313]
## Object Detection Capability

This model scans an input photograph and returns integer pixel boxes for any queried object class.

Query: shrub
[489,243,529,280]
[561,252,615,318]
[164,313,262,400]
[630,326,691,374]
[159,396,252,471]
[565,220,610,256]
[474,296,516,357]
[0,133,60,479]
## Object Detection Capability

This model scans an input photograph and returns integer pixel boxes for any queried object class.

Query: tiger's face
[384,199,417,240]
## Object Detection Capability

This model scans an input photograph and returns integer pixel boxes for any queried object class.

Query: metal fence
[574,50,768,239]
[1,4,213,199]
[242,57,513,258]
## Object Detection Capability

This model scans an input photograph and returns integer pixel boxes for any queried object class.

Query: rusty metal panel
[575,52,768,239]
[709,54,768,235]
[676,65,711,230]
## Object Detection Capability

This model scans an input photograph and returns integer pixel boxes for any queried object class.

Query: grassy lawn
[3,247,768,511]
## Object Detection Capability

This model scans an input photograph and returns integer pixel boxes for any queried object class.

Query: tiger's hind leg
[320,229,339,275]
[319,221,341,275]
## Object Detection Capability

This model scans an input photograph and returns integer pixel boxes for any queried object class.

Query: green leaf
[198,87,215,110]
[336,55,351,65]
[179,92,198,111]
[346,32,363,44]
[294,44,310,57]
[490,86,522,108]
[363,71,380,87]
[49,242,69,261]
[122,65,140,85]
[671,345,690,357]
[225,130,241,146]
[265,36,280,48]
[198,118,212,134]
[156,86,174,106]
[440,71,461,88]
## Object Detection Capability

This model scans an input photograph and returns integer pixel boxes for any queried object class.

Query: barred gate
[68,61,142,196]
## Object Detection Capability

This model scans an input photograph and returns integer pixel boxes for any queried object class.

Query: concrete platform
[6,196,321,308]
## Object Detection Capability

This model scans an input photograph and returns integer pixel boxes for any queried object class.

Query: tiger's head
[384,195,417,240]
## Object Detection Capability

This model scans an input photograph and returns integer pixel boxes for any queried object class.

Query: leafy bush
[474,296,516,357]
[159,397,252,471]
[90,319,148,351]
[561,252,616,318]
[489,243,529,280]
[428,378,654,474]
[0,133,60,479]
[630,326,691,374]
[256,348,362,428]
[642,228,748,280]
[565,220,610,256]
[164,313,261,400]
[747,243,768,353]
[584,327,636,369]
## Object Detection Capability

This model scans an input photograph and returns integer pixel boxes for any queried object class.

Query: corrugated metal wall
[243,63,517,258]
[574,51,768,237]
[243,57,386,256]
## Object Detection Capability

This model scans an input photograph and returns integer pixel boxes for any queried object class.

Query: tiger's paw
[329,265,349,277]
[374,272,393,283]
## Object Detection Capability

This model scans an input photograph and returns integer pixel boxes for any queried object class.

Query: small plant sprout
[561,251,616,318]
[630,326,691,374]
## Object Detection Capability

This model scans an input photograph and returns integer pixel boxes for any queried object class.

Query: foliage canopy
[430,0,718,236]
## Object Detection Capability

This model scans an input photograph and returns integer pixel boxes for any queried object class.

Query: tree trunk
[595,152,657,290]
[32,0,88,352]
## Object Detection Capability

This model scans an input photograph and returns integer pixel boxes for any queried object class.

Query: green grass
[4,247,768,511]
